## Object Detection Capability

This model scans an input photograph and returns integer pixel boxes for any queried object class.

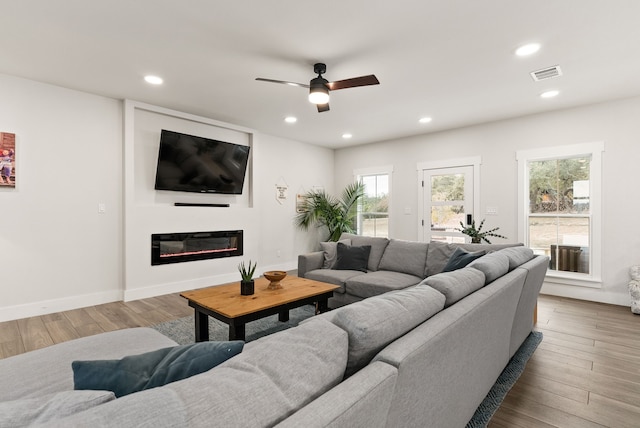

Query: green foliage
[238,260,257,281]
[294,182,365,242]
[457,219,507,244]
[528,157,590,213]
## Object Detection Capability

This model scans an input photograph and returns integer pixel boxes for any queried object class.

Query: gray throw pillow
[320,239,352,269]
[73,341,244,397]
[442,247,486,272]
[335,243,371,272]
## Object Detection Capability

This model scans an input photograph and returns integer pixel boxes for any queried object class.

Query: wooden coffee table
[180,275,340,341]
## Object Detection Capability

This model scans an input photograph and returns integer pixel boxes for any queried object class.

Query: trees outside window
[517,142,603,286]
[357,173,390,238]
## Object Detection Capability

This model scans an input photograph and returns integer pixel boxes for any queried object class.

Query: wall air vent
[530,65,562,82]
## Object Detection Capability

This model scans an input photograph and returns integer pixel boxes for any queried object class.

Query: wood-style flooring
[0,294,638,427]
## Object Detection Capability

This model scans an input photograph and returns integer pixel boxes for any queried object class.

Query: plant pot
[240,280,254,296]
[471,237,481,244]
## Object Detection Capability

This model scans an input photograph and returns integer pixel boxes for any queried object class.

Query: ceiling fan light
[309,77,330,104]
[309,88,329,104]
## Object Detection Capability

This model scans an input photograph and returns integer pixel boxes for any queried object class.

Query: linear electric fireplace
[151,230,243,265]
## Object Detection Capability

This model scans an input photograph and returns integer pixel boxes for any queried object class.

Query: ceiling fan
[256,63,379,112]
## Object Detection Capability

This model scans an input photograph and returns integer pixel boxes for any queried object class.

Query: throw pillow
[442,247,486,272]
[335,242,371,272]
[0,390,115,427]
[73,341,244,397]
[319,239,352,269]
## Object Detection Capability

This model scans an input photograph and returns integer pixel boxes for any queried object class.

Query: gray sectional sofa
[299,232,524,308]
[0,237,548,427]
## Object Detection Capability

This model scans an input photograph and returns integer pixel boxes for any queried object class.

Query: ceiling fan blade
[327,75,379,91]
[317,103,330,113]
[255,78,309,88]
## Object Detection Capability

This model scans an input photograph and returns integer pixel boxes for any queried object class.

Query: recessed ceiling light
[516,43,541,57]
[284,116,297,123]
[342,133,353,139]
[540,90,559,98]
[419,117,433,124]
[144,75,163,85]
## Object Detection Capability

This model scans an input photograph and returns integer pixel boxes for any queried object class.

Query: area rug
[466,331,543,427]
[151,305,316,345]
[152,314,541,427]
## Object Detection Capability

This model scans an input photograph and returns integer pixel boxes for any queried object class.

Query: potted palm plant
[457,219,507,244]
[295,182,365,242]
[238,260,257,295]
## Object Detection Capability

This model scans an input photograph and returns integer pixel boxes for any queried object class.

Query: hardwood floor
[0,293,192,359]
[490,295,640,428]
[0,294,638,427]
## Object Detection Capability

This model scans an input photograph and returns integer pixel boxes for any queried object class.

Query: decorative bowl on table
[263,270,287,290]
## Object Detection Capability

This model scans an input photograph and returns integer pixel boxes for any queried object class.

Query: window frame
[354,165,393,238]
[516,142,604,287]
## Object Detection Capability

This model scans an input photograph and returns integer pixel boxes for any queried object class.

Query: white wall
[335,96,640,306]
[0,74,123,321]
[0,75,334,321]
[123,101,334,301]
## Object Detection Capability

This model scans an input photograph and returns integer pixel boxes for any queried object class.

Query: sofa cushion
[73,341,244,397]
[442,247,486,272]
[330,284,445,377]
[335,243,371,272]
[0,390,115,427]
[340,233,389,271]
[162,318,349,427]
[422,267,486,307]
[378,239,429,278]
[320,239,352,269]
[346,270,423,299]
[425,241,523,277]
[468,251,510,284]
[43,388,187,427]
[304,269,365,293]
[500,246,534,270]
[0,327,177,402]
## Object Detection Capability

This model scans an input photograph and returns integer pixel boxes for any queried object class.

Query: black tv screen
[154,129,250,194]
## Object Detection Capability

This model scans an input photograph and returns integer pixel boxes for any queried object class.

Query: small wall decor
[275,177,288,205]
[296,193,307,213]
[0,132,16,187]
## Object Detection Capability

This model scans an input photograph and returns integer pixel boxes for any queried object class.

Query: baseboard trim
[540,282,630,307]
[0,290,123,323]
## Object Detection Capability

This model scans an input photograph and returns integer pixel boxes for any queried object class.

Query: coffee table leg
[229,323,246,341]
[195,310,209,342]
[278,310,290,322]
[316,298,329,314]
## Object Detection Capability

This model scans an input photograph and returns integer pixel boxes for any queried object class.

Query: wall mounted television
[154,129,250,195]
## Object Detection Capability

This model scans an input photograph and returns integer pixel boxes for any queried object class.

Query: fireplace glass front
[151,230,243,265]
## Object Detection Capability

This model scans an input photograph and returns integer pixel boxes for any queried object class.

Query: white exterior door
[421,166,474,243]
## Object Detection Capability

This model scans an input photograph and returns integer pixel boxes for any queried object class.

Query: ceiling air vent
[530,65,562,82]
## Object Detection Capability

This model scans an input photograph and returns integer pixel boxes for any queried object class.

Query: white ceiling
[2,1,640,148]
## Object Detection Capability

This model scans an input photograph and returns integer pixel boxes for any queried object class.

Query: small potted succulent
[238,260,257,295]
[458,219,507,244]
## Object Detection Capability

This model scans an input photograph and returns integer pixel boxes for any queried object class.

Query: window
[517,142,603,286]
[355,166,392,238]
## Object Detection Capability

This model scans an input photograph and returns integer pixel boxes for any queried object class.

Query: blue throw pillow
[442,247,486,272]
[335,242,371,272]
[72,341,244,397]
